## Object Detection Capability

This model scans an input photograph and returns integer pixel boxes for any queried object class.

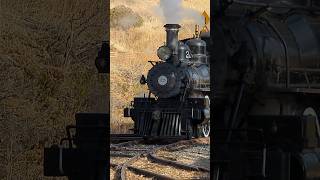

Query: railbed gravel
[156,144,210,169]
[131,157,209,179]
[110,137,210,179]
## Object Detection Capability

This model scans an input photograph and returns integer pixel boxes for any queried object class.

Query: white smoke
[118,15,139,30]
[156,0,204,25]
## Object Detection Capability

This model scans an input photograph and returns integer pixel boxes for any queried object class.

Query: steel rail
[148,153,210,172]
[114,139,209,180]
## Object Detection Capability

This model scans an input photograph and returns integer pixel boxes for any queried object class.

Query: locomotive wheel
[193,121,210,138]
[303,107,318,120]
[201,121,210,138]
[302,107,320,137]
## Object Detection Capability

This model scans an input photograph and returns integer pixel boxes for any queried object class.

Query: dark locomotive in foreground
[124,23,211,139]
[43,42,109,180]
[213,0,320,180]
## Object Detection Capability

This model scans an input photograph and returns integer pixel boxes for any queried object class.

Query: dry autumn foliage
[0,0,108,179]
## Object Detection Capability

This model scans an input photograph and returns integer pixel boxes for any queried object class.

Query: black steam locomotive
[124,24,211,139]
[213,0,320,180]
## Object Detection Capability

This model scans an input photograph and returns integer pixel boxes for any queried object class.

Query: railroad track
[110,138,210,180]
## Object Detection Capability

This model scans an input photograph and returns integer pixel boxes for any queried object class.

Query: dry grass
[110,156,131,164]
[110,0,210,133]
[0,0,107,179]
[110,168,116,180]
[126,170,153,180]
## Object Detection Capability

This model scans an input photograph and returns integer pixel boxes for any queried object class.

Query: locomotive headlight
[157,46,172,61]
[158,75,168,86]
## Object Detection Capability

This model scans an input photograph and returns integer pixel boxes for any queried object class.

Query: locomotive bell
[194,24,200,38]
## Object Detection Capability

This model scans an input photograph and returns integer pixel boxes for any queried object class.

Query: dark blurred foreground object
[44,41,109,179]
[95,41,109,73]
[213,0,320,16]
[43,113,108,180]
[213,0,320,180]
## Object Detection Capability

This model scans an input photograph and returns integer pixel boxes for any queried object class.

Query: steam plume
[158,0,203,25]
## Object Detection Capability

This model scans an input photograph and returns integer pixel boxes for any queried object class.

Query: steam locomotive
[213,0,320,180]
[124,23,211,139]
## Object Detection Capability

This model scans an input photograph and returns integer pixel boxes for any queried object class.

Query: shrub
[110,5,144,30]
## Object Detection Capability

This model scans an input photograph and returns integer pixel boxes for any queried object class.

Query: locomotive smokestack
[164,24,181,56]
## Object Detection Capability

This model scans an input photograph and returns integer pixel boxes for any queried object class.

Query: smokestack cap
[164,24,181,29]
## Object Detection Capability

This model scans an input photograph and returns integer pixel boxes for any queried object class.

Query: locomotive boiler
[124,23,211,139]
[213,0,320,180]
